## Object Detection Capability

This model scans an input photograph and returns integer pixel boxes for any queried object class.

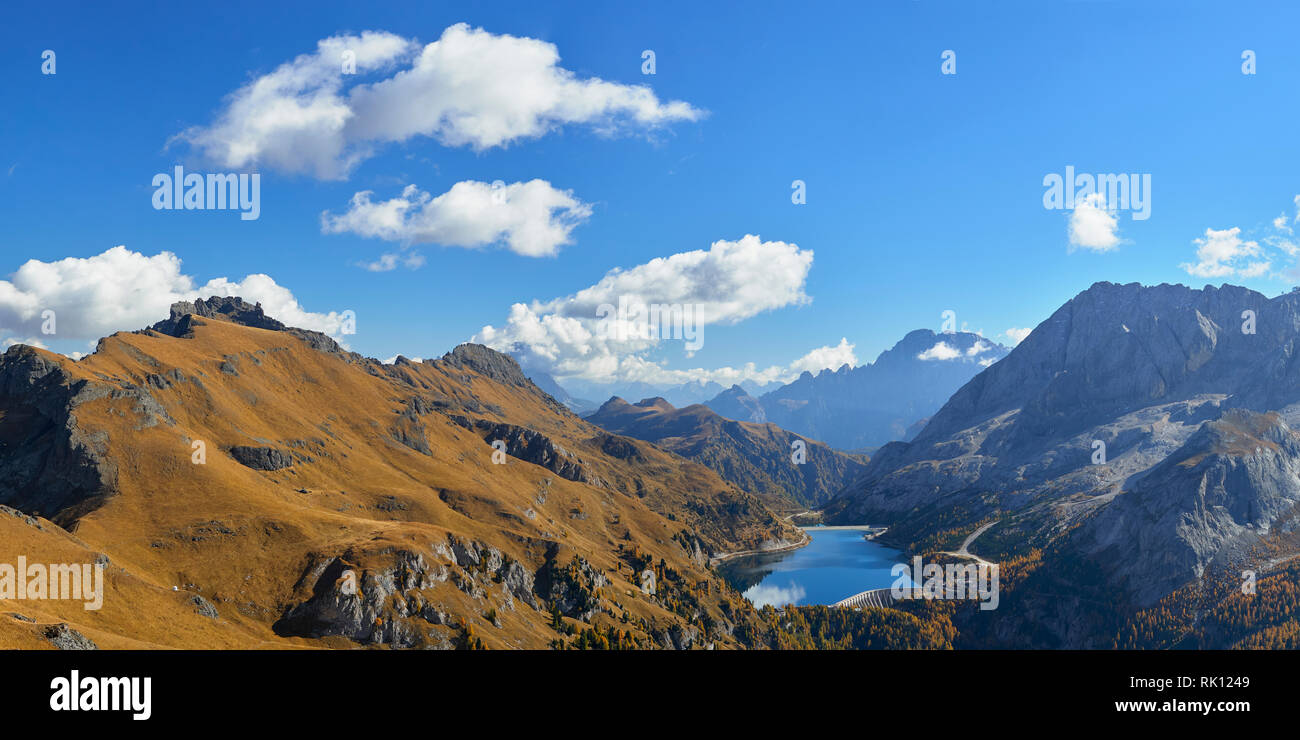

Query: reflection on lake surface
[718,528,908,608]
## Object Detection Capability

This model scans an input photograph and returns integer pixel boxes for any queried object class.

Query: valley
[6,282,1300,651]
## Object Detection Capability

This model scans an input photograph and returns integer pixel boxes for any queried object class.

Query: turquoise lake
[718,528,909,607]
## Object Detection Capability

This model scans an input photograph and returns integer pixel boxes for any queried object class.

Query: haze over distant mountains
[520,369,782,416]
[706,330,1008,450]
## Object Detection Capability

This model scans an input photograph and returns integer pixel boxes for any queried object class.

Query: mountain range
[533,374,783,415]
[585,396,868,509]
[8,283,1300,650]
[0,297,803,650]
[705,329,1007,450]
[824,282,1300,646]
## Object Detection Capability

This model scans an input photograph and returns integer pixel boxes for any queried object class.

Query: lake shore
[709,528,812,565]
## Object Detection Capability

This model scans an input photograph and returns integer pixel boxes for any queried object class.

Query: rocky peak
[441,344,531,387]
[909,281,1280,450]
[152,297,287,337]
[148,296,351,359]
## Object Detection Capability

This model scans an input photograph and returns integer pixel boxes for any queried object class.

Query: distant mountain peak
[705,327,1009,449]
[634,396,674,410]
[595,396,632,414]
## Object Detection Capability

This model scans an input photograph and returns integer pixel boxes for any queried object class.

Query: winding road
[941,520,998,566]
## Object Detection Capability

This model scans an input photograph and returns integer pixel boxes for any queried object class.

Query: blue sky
[2,0,1299,384]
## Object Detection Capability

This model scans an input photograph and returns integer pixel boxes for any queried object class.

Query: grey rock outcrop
[228,446,293,471]
[441,344,532,388]
[275,550,454,648]
[1076,410,1300,606]
[276,537,541,648]
[0,346,118,523]
[150,296,354,359]
[450,415,593,483]
[190,594,220,619]
[44,623,98,650]
[151,296,286,336]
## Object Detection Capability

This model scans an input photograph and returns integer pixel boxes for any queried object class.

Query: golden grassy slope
[0,314,798,649]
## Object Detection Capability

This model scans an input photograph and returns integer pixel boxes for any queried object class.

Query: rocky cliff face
[0,346,135,525]
[826,282,1300,613]
[1076,410,1300,606]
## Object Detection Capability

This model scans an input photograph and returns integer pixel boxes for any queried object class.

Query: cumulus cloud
[917,341,962,361]
[472,234,840,384]
[2,336,46,351]
[788,338,857,375]
[1004,327,1033,345]
[919,337,1002,362]
[358,251,426,272]
[1180,227,1267,279]
[1273,196,1299,234]
[1069,193,1122,251]
[0,246,351,343]
[176,24,702,179]
[323,179,592,258]
[382,354,423,364]
[1181,197,1300,281]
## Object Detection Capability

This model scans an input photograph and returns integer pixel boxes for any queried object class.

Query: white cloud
[358,251,426,272]
[382,354,423,364]
[1180,227,1266,279]
[0,246,351,342]
[473,234,834,384]
[1069,193,1122,251]
[1004,327,1033,345]
[918,338,1000,362]
[1275,195,1300,233]
[788,338,857,375]
[2,336,46,351]
[323,179,592,258]
[177,24,702,179]
[917,341,961,361]
[174,32,416,179]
